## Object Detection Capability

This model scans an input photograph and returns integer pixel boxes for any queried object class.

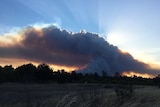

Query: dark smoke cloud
[0,25,159,76]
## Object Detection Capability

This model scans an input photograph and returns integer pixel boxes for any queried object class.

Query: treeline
[0,63,160,85]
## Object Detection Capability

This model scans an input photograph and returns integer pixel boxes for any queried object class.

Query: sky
[0,0,160,77]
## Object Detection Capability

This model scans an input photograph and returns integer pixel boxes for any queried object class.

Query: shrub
[115,84,133,99]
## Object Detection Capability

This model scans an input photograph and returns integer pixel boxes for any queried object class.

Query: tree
[0,66,2,70]
[37,63,53,82]
[2,65,15,82]
[102,71,108,78]
[15,63,37,83]
[93,72,100,81]
[71,71,77,82]
[115,72,121,77]
[154,74,160,87]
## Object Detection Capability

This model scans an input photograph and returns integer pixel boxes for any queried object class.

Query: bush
[115,84,133,99]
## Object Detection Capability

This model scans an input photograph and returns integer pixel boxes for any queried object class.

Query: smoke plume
[0,25,159,76]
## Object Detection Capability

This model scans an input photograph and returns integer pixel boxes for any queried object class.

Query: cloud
[0,25,159,76]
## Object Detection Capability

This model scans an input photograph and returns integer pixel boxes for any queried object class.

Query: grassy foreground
[0,83,160,107]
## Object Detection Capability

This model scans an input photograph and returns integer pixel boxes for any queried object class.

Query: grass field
[0,83,160,107]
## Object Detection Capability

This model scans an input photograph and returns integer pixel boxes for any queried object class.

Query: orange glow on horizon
[122,71,154,78]
[50,64,87,72]
[0,58,33,67]
[0,58,87,72]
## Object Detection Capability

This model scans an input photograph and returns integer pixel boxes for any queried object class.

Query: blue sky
[1,0,160,66]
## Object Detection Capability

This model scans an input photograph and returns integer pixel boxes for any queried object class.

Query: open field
[0,83,160,107]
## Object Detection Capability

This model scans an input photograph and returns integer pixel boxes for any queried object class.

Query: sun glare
[107,32,128,46]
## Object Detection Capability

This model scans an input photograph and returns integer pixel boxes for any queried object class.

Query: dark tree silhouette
[15,63,37,83]
[37,63,53,82]
[1,65,15,82]
[153,74,160,87]
[0,63,158,85]
[0,65,3,82]
[115,72,121,77]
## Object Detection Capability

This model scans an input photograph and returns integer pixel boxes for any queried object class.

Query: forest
[0,63,160,86]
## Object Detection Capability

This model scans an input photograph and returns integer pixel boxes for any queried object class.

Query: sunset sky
[0,0,160,77]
